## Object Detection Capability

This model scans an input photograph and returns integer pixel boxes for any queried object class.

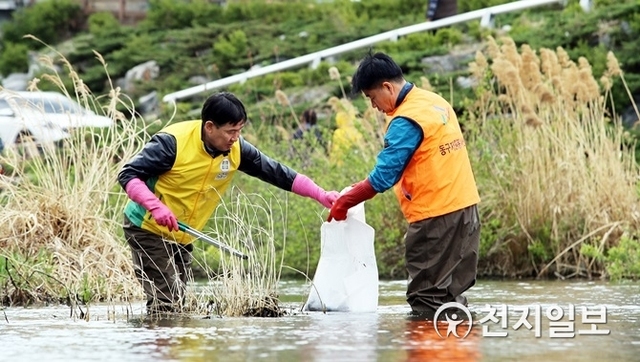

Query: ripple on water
[1,279,639,362]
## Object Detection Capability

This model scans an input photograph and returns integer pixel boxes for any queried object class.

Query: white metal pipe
[162,0,564,103]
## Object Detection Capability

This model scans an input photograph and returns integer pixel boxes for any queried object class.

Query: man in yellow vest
[328,52,481,317]
[119,92,339,314]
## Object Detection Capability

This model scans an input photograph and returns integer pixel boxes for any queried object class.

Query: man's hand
[149,204,179,232]
[327,179,377,222]
[319,190,341,208]
[291,174,340,209]
[125,178,179,232]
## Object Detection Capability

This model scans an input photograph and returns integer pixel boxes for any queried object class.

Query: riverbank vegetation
[225,38,640,282]
[0,53,288,318]
[1,0,639,311]
[0,51,145,310]
[3,38,637,314]
[2,1,638,115]
[466,37,640,279]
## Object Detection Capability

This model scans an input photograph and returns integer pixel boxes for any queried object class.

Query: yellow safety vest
[124,120,240,244]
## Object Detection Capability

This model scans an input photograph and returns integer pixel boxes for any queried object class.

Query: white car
[0,91,114,151]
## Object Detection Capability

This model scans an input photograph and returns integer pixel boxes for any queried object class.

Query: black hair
[351,51,404,94]
[201,92,247,127]
[301,109,317,126]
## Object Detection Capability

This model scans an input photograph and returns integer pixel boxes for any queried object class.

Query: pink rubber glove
[291,174,340,208]
[125,178,179,232]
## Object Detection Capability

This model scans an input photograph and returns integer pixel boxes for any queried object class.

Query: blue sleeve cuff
[368,117,422,192]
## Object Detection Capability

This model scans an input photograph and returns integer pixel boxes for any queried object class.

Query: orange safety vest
[124,120,241,244]
[387,87,480,223]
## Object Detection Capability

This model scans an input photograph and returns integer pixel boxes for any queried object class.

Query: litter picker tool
[178,221,248,260]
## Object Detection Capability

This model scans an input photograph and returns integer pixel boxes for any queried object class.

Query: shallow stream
[2,279,639,361]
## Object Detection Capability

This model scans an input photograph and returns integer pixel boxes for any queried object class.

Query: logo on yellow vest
[216,158,230,180]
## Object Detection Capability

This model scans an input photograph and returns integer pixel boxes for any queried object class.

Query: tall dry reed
[188,188,286,317]
[0,44,148,313]
[468,36,640,278]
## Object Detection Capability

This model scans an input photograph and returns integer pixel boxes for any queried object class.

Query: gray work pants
[405,204,480,314]
[123,216,193,313]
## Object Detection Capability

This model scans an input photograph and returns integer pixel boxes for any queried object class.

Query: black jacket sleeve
[118,133,177,190]
[237,137,297,191]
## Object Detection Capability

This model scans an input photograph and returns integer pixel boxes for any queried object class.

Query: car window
[0,99,10,109]
[41,101,59,114]
[12,99,39,112]
[22,96,84,114]
[64,100,86,113]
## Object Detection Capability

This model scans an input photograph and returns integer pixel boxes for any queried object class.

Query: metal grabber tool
[178,221,249,260]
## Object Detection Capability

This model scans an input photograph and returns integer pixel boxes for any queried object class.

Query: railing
[162,0,571,103]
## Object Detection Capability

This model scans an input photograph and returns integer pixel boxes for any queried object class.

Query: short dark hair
[301,109,317,126]
[201,92,247,127]
[351,51,404,94]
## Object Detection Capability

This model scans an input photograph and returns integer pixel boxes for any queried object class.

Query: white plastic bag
[303,196,378,313]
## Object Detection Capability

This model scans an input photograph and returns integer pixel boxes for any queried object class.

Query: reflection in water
[126,312,383,361]
[404,319,481,362]
[2,280,639,362]
[298,312,380,362]
[127,317,197,361]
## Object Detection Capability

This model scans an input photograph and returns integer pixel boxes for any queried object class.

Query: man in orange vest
[328,52,481,317]
[120,92,339,314]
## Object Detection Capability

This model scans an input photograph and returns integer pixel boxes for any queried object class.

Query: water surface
[2,279,639,361]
